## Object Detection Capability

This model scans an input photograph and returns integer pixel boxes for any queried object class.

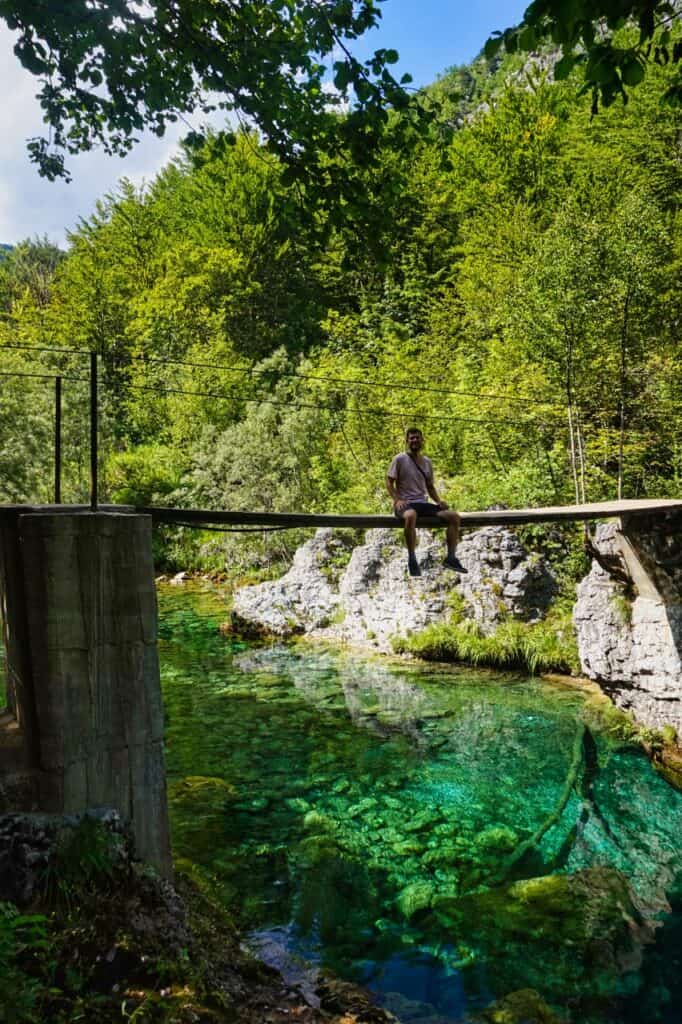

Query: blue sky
[355,0,528,87]
[0,1,528,246]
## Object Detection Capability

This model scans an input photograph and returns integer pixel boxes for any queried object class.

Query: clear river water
[159,583,682,1024]
[1,580,680,1020]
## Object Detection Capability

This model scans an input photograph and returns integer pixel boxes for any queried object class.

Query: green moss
[475,826,519,854]
[396,881,436,920]
[446,589,468,623]
[580,694,642,747]
[303,810,335,833]
[610,592,634,626]
[477,987,566,1023]
[431,867,650,1004]
[661,724,678,745]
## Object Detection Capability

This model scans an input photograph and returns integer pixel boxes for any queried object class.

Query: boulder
[232,526,556,652]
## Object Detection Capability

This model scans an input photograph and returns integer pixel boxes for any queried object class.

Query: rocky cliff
[233,514,682,735]
[574,518,682,733]
[232,526,556,652]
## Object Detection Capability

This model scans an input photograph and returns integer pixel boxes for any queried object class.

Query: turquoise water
[159,584,682,1024]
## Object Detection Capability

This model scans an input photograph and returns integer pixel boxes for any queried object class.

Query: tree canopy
[1,20,681,580]
[0,0,416,185]
[487,0,682,109]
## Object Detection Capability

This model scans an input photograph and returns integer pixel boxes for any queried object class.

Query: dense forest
[1,28,681,580]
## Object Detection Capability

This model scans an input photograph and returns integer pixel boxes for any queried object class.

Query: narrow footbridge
[138,497,682,530]
[2,497,682,530]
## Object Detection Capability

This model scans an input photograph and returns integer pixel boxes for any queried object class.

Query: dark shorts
[394,501,442,519]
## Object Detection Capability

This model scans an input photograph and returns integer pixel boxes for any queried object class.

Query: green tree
[0,237,64,312]
[1,0,418,193]
[487,0,682,108]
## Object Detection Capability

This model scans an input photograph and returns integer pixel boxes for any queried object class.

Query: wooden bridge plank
[137,498,682,530]
[1,500,680,530]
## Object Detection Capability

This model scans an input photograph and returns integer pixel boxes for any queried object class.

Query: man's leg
[403,508,421,576]
[438,510,467,572]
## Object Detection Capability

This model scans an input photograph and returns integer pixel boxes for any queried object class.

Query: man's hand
[394,499,408,512]
[436,500,449,510]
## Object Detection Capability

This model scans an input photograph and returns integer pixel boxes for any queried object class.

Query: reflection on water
[159,584,682,1024]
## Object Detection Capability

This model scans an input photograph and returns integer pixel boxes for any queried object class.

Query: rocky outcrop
[232,526,556,652]
[574,520,682,733]
[232,514,682,735]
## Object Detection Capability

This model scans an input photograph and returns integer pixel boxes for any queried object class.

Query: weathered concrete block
[0,512,171,877]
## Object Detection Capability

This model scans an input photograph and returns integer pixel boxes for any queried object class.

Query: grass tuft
[393,605,580,676]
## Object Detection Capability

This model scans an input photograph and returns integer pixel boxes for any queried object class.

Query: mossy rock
[476,988,565,1023]
[303,810,335,833]
[296,834,342,865]
[403,809,442,833]
[382,795,403,810]
[422,842,462,868]
[474,826,519,854]
[391,840,424,857]
[284,797,311,814]
[346,797,379,819]
[431,867,653,1002]
[396,881,436,920]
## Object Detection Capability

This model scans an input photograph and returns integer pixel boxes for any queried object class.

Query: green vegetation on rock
[392,605,580,676]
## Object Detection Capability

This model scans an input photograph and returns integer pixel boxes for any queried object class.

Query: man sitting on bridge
[387,427,467,578]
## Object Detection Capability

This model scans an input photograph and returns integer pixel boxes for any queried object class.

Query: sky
[0,1,528,247]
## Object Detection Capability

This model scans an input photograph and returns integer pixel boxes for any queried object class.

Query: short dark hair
[405,427,423,439]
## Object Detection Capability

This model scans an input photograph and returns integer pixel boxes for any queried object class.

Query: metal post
[90,351,98,512]
[54,376,62,504]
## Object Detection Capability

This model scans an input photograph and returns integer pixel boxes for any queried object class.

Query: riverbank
[0,811,395,1024]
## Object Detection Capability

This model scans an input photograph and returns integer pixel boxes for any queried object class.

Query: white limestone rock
[573,522,682,732]
[232,525,556,652]
[231,528,346,635]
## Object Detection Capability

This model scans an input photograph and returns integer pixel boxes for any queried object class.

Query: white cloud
[0,25,219,248]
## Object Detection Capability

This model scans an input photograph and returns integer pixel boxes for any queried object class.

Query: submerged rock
[431,867,655,1006]
[474,825,519,854]
[475,987,565,1024]
[396,880,436,919]
[232,526,555,651]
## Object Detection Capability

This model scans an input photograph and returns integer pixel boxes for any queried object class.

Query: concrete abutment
[0,511,171,877]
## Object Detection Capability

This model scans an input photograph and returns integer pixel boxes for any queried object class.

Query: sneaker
[443,554,467,573]
[408,554,422,577]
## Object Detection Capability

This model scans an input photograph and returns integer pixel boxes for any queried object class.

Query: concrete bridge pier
[0,511,171,877]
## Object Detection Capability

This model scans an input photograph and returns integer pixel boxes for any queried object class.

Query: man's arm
[386,475,407,511]
[426,478,448,509]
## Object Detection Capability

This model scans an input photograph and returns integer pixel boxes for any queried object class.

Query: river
[159,582,682,1023]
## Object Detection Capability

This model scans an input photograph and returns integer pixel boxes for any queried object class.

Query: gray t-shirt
[387,452,434,503]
